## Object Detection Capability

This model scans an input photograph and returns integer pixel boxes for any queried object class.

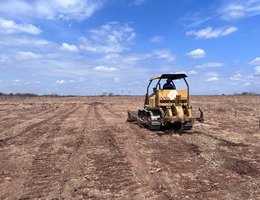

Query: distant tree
[14,93,38,97]
[42,93,59,97]
[108,92,113,96]
[101,92,107,96]
[240,92,255,96]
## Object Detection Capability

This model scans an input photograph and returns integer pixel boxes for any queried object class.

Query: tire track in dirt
[164,128,260,199]
[0,106,60,133]
[0,104,78,147]
[0,104,23,116]
[67,102,143,199]
[19,104,82,199]
[125,133,184,199]
[102,104,226,199]
[58,104,94,198]
[140,132,214,200]
[149,129,255,199]
[103,103,122,117]
[58,103,103,199]
[58,103,97,199]
[90,103,141,197]
[191,130,260,178]
[104,104,185,198]
[100,103,172,199]
[0,104,46,121]
[93,102,106,124]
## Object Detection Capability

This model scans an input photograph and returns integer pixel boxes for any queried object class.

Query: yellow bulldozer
[127,74,203,131]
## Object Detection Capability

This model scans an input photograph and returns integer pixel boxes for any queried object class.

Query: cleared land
[0,95,259,200]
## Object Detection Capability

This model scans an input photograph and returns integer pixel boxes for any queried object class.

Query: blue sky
[0,0,259,95]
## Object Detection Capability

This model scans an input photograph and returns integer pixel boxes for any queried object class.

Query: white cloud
[207,72,218,77]
[55,80,65,84]
[186,48,206,59]
[150,36,163,43]
[243,82,251,86]
[103,50,176,65]
[132,0,146,5]
[254,66,260,75]
[69,78,85,83]
[186,26,238,39]
[206,72,219,82]
[152,49,175,62]
[0,17,41,35]
[196,62,225,68]
[79,22,136,53]
[0,55,10,63]
[94,66,117,72]
[249,57,260,65]
[114,77,120,83]
[230,72,242,80]
[206,77,219,82]
[220,0,260,21]
[12,79,22,86]
[0,36,51,47]
[103,53,150,67]
[18,51,42,60]
[61,43,78,52]
[188,70,198,75]
[174,71,186,74]
[0,0,103,21]
[104,53,120,60]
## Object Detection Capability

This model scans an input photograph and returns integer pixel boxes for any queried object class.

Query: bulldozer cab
[144,74,189,109]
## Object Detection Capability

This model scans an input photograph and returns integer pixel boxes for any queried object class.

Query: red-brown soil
[0,95,259,199]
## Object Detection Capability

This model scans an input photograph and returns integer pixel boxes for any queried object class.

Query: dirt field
[0,95,259,200]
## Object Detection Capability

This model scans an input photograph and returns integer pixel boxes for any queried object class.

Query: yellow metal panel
[149,95,156,108]
[176,90,187,98]
[175,106,184,118]
[188,108,192,117]
[157,90,172,106]
[156,89,188,106]
[158,90,171,98]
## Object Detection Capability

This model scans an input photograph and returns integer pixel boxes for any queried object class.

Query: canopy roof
[149,74,187,81]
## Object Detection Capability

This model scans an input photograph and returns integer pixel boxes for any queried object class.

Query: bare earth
[0,95,259,200]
